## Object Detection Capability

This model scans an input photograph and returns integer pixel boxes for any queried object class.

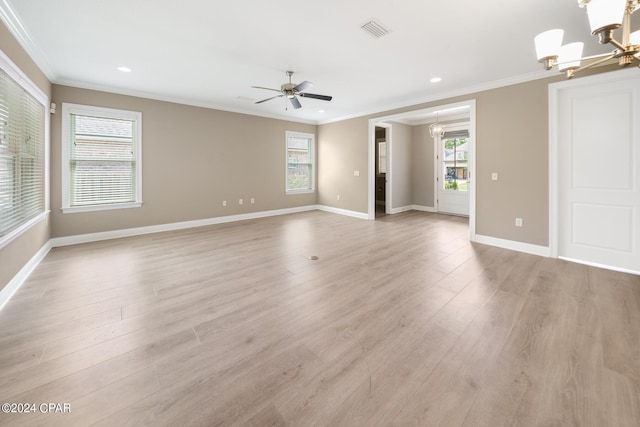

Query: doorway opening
[367,100,476,240]
[374,124,390,217]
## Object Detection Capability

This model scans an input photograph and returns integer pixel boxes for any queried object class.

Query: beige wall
[389,122,412,209]
[474,83,549,245]
[317,80,550,245]
[0,20,51,293]
[0,23,50,95]
[50,85,318,238]
[412,124,434,208]
[317,67,620,247]
[317,117,369,209]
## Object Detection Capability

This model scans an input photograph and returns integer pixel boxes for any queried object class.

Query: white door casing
[551,69,640,274]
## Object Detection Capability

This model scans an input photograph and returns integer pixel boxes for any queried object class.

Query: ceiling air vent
[361,19,390,39]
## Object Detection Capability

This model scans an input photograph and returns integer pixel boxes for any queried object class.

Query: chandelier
[429,112,445,138]
[534,0,640,78]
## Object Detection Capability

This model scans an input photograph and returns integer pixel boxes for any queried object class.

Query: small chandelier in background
[534,0,640,78]
[429,112,445,138]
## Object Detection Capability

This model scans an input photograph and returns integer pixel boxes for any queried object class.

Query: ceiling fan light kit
[534,0,640,78]
[252,71,333,110]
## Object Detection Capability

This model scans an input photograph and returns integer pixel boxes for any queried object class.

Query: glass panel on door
[442,137,468,192]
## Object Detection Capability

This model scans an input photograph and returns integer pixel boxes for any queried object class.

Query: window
[286,131,315,193]
[61,104,142,213]
[0,62,46,243]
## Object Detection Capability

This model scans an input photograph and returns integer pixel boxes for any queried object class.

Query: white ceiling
[1,0,622,124]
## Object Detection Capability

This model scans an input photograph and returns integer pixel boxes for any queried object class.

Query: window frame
[61,103,142,213]
[0,49,50,250]
[285,131,315,195]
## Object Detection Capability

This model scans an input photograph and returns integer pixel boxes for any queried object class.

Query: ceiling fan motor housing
[253,71,332,108]
[281,83,296,94]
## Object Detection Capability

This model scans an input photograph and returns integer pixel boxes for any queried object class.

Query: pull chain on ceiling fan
[252,71,332,110]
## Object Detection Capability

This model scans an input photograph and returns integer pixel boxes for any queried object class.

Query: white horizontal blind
[69,114,136,206]
[286,131,314,193]
[443,130,470,139]
[0,67,45,237]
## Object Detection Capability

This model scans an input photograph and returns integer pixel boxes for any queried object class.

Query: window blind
[69,114,136,206]
[443,129,469,139]
[0,68,45,237]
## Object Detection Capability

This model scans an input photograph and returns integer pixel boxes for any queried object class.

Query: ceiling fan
[252,71,332,110]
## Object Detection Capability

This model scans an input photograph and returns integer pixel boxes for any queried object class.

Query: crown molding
[317,69,552,125]
[54,78,320,126]
[0,0,57,80]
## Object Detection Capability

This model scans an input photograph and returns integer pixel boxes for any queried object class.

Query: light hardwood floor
[0,210,639,426]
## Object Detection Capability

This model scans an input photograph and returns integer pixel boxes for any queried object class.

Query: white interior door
[556,71,640,273]
[437,131,470,216]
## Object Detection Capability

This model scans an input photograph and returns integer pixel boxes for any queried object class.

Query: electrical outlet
[250,198,255,204]
[491,172,498,181]
[515,217,523,227]
[239,198,243,205]
[353,170,360,176]
[222,200,227,207]
[337,194,340,201]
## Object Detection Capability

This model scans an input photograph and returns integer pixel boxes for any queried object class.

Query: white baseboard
[388,205,413,214]
[559,257,640,276]
[473,234,550,257]
[50,205,372,247]
[316,205,369,220]
[51,205,319,247]
[411,205,437,213]
[0,241,51,311]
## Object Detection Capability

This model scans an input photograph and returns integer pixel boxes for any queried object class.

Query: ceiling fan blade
[251,86,282,93]
[255,95,283,104]
[289,96,302,109]
[293,80,313,93]
[299,92,332,102]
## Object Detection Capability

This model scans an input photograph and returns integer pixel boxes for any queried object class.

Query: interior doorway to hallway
[374,125,389,217]
[368,100,477,240]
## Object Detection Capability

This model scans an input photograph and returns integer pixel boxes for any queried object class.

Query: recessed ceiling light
[117,66,132,73]
[430,77,442,83]
[318,109,325,113]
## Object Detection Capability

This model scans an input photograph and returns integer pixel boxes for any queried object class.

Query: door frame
[548,67,638,265]
[367,99,476,241]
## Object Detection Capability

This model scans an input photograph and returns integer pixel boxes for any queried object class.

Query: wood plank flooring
[0,210,639,426]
